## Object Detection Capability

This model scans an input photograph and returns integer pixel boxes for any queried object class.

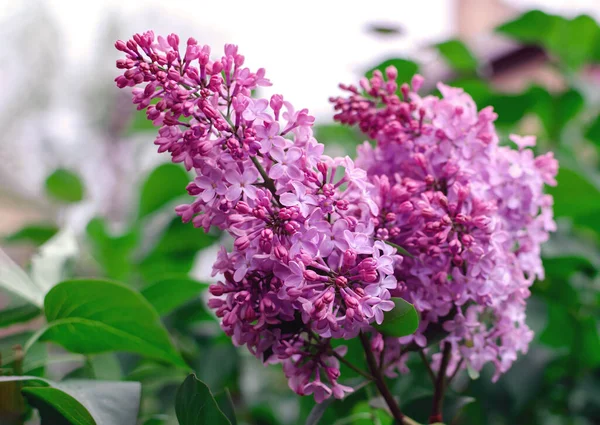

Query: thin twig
[330,349,375,381]
[418,349,436,385]
[429,342,452,424]
[446,358,464,388]
[250,156,280,204]
[359,332,405,424]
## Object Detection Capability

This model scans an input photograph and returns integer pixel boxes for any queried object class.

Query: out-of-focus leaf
[305,397,335,425]
[141,277,208,316]
[138,218,218,281]
[214,389,237,425]
[139,163,189,218]
[4,224,58,246]
[501,346,557,414]
[436,39,478,72]
[314,124,366,154]
[552,88,584,138]
[50,380,141,425]
[366,58,419,84]
[86,217,138,281]
[447,79,492,106]
[401,392,475,424]
[373,297,419,337]
[175,374,231,425]
[487,92,534,127]
[351,401,393,425]
[584,114,600,146]
[248,404,278,425]
[546,15,600,70]
[527,86,584,140]
[496,10,559,43]
[497,10,600,69]
[1,376,141,425]
[0,304,41,328]
[576,317,600,368]
[142,416,169,425]
[540,302,575,348]
[45,169,85,203]
[0,332,47,377]
[546,167,600,218]
[28,279,187,369]
[22,387,95,425]
[543,255,597,281]
[127,109,157,134]
[195,342,239,391]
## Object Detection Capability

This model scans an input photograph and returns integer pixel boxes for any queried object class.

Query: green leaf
[373,297,419,337]
[139,163,189,218]
[1,376,141,425]
[51,380,141,425]
[539,302,576,348]
[127,109,157,134]
[546,167,600,219]
[0,304,41,328]
[487,92,534,127]
[138,218,218,281]
[29,279,187,368]
[497,10,600,69]
[496,10,559,43]
[4,224,59,246]
[577,317,600,368]
[175,374,232,425]
[556,15,600,69]
[45,169,85,203]
[214,389,237,425]
[351,401,393,425]
[141,277,208,315]
[436,39,478,72]
[446,78,492,106]
[86,218,138,281]
[366,58,419,84]
[584,114,600,146]
[313,124,366,154]
[305,397,335,425]
[22,387,95,425]
[552,88,584,138]
[402,392,475,424]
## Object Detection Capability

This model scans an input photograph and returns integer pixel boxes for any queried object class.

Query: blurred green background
[1,2,600,425]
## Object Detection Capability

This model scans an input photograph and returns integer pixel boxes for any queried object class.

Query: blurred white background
[1,0,599,239]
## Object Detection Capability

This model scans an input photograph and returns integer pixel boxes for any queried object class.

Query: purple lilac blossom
[115,32,400,401]
[331,69,558,381]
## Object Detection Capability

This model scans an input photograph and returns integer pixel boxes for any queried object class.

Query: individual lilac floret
[115,32,401,402]
[331,70,558,381]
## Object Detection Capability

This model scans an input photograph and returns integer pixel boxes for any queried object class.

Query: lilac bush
[114,31,558,419]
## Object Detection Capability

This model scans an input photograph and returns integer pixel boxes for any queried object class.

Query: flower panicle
[333,67,558,381]
[115,31,401,402]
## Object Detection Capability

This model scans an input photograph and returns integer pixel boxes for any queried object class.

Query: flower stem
[418,349,436,385]
[429,342,452,424]
[359,332,405,424]
[250,156,281,204]
[329,348,375,381]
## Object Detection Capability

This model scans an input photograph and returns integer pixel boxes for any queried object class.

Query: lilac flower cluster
[115,32,401,401]
[331,70,558,380]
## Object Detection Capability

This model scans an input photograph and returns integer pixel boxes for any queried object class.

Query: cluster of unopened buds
[115,31,558,402]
